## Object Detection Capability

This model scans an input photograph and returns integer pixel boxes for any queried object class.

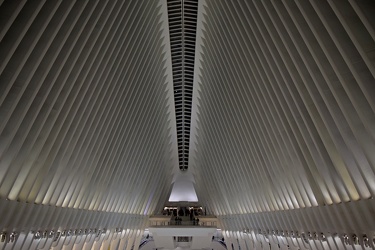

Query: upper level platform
[148,215,219,250]
[148,215,218,227]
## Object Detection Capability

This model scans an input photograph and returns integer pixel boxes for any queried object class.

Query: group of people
[173,216,200,225]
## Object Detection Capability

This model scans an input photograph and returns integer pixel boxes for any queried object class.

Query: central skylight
[167,0,198,171]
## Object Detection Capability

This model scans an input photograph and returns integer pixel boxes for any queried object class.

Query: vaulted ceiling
[0,0,375,249]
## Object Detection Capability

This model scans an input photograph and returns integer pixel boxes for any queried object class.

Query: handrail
[149,220,217,227]
[212,237,227,249]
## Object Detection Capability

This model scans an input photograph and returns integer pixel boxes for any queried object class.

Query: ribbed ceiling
[167,0,198,171]
[0,0,375,249]
[0,0,177,239]
[190,0,375,245]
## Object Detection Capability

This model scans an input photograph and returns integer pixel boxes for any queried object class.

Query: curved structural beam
[190,0,375,248]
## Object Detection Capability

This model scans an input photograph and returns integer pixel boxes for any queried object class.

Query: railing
[212,237,227,249]
[149,220,170,226]
[149,219,217,227]
[169,221,217,226]
[138,237,154,249]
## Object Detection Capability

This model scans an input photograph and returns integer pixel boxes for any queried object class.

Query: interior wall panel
[1,0,375,249]
[0,0,177,249]
[190,0,375,248]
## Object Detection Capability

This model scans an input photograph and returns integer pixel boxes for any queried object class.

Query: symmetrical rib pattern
[1,0,375,249]
[190,0,375,248]
[0,0,177,248]
[167,0,198,170]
